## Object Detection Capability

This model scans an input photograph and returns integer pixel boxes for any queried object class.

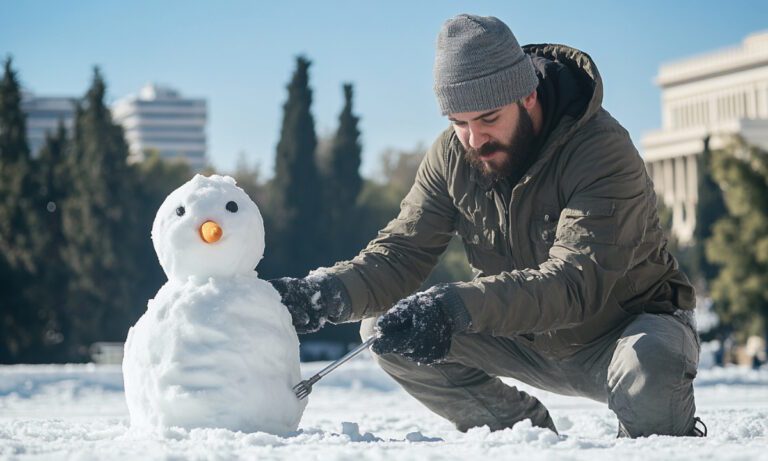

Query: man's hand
[371,285,461,364]
[269,273,350,334]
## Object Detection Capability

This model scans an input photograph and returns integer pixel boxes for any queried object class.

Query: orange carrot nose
[200,220,223,243]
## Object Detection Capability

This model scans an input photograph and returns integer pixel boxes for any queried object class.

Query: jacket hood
[523,43,604,130]
[464,43,605,190]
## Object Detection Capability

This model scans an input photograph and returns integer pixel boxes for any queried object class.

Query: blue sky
[2,0,767,178]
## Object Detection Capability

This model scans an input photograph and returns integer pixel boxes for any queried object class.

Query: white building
[111,84,207,170]
[20,93,76,156]
[642,31,768,243]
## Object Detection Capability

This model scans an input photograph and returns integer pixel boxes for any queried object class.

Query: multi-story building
[642,31,768,243]
[20,93,76,156]
[111,84,207,170]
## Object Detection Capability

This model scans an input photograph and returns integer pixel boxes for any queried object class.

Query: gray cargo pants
[361,313,699,437]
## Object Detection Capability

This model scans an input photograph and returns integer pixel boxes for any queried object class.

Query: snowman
[122,174,306,434]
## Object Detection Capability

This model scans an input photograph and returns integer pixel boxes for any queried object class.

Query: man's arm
[322,132,459,321]
[454,128,650,336]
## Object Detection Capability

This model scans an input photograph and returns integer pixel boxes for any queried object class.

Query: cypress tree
[29,123,70,360]
[325,83,363,260]
[35,123,69,253]
[269,56,324,277]
[0,57,36,271]
[0,57,46,362]
[61,68,141,359]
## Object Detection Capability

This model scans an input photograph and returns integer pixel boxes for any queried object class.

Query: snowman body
[122,174,306,434]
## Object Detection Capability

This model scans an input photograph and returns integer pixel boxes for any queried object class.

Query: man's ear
[521,90,537,110]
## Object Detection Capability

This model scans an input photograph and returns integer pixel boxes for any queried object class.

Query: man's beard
[465,103,536,183]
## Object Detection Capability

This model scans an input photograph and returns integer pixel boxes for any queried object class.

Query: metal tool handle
[293,336,376,399]
[314,336,376,380]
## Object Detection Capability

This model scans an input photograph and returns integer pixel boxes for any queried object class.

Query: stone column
[663,158,675,207]
[758,83,768,118]
[674,156,687,240]
[686,153,699,240]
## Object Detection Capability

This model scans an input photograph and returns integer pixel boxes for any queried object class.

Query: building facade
[642,31,768,243]
[111,84,207,170]
[20,93,77,156]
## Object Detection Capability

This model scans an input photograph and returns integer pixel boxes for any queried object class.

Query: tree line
[0,56,470,363]
[6,51,761,365]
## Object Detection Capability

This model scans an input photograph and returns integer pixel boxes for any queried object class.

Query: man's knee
[608,314,698,436]
[360,317,377,341]
[360,317,394,365]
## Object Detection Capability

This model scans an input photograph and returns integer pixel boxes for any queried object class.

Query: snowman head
[152,174,265,282]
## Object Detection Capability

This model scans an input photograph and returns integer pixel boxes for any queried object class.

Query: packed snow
[122,174,305,434]
[1,351,766,460]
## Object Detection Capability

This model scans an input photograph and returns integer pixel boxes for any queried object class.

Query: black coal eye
[176,206,185,217]
[226,201,238,213]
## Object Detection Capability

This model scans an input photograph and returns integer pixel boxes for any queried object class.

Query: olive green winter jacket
[324,44,694,358]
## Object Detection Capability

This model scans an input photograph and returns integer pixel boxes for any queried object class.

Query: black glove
[371,285,469,365]
[269,273,350,334]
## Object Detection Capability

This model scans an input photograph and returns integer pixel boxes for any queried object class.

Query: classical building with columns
[642,31,768,244]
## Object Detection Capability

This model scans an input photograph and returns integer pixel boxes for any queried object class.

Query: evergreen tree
[324,83,363,260]
[61,68,141,360]
[706,138,768,341]
[0,57,47,362]
[0,57,36,271]
[268,56,324,277]
[690,136,727,285]
[28,123,70,361]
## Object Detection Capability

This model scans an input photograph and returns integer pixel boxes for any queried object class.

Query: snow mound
[1,360,767,460]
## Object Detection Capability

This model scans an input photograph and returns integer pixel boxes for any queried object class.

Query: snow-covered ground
[1,351,766,460]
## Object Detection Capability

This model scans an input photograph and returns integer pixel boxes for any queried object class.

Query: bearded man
[271,13,705,438]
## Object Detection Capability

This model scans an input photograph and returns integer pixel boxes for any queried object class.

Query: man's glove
[371,285,471,364]
[269,272,351,334]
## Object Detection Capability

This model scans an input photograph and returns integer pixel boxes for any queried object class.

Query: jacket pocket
[557,200,617,245]
[529,207,560,265]
[455,215,507,276]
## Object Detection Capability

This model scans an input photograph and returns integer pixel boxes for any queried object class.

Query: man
[271,14,704,438]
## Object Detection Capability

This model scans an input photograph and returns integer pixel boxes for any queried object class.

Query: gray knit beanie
[433,14,538,115]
